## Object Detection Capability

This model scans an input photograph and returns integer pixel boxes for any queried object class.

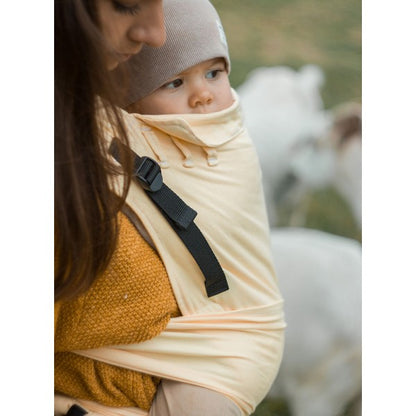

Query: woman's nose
[128,1,166,47]
[189,87,214,108]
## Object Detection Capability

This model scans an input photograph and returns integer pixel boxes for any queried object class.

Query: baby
[126,52,232,113]
[123,0,233,117]
[55,1,285,415]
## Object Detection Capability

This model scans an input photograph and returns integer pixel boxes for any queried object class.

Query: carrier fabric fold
[135,90,244,148]
[83,91,286,415]
[77,302,285,416]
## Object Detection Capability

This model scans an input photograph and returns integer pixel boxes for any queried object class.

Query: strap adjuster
[134,156,163,192]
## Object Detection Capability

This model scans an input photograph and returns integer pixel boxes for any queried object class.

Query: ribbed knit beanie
[123,0,230,106]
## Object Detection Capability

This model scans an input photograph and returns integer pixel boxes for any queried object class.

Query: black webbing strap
[110,138,229,297]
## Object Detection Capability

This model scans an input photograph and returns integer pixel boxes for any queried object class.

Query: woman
[55,1,285,415]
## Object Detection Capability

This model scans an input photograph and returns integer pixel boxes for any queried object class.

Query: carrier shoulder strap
[110,138,229,298]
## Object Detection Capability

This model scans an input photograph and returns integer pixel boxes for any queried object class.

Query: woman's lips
[117,44,143,62]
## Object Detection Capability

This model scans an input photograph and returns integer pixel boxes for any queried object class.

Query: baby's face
[129,58,233,114]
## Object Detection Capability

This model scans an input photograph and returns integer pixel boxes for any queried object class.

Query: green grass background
[212,0,362,244]
[210,1,362,414]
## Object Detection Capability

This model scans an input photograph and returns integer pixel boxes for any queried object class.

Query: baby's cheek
[219,87,234,111]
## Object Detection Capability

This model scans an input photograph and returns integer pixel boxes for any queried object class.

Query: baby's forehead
[175,58,227,77]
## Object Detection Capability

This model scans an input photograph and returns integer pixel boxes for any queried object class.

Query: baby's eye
[163,78,183,89]
[206,69,223,79]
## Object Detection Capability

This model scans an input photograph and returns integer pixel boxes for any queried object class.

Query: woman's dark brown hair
[55,0,131,301]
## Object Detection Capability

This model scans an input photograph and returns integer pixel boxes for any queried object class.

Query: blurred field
[211,2,362,415]
[212,0,361,108]
[212,0,362,244]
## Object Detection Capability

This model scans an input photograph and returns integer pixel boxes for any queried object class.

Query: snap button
[207,156,218,166]
[183,158,194,168]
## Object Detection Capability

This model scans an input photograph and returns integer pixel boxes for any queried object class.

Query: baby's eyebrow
[164,74,183,83]
[179,68,191,76]
[207,58,226,68]
[180,58,226,76]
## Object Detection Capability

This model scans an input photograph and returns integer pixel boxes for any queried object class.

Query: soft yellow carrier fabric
[77,91,286,415]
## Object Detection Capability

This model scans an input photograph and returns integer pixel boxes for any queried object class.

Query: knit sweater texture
[54,213,180,410]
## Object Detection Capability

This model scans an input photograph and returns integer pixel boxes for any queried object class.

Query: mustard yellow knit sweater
[55,213,180,411]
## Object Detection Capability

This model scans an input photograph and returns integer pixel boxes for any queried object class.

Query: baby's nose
[189,88,213,108]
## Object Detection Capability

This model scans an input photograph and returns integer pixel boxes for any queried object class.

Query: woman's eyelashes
[112,1,141,15]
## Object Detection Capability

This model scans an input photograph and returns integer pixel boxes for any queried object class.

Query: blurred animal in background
[267,227,362,416]
[237,65,362,228]
[238,64,362,415]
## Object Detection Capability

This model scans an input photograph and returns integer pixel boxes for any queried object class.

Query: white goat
[268,227,362,416]
[237,65,361,227]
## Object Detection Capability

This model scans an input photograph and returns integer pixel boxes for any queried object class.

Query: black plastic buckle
[134,156,163,192]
